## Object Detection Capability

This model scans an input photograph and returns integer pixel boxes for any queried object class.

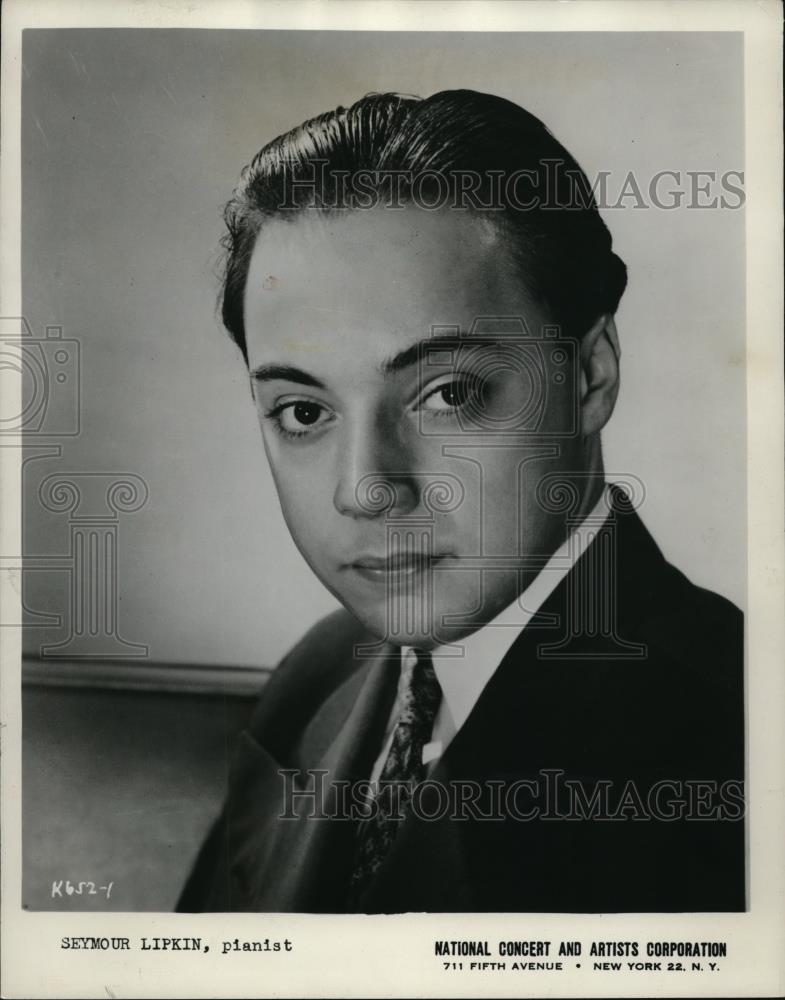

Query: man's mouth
[346,552,448,582]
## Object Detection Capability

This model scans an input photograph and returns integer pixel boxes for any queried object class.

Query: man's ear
[579,313,621,436]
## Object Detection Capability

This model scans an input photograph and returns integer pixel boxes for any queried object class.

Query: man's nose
[332,417,419,519]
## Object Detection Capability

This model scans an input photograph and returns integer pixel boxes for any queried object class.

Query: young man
[178,90,744,913]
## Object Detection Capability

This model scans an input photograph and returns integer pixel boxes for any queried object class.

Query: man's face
[244,206,586,646]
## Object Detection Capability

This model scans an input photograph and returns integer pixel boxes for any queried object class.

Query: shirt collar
[419,484,613,734]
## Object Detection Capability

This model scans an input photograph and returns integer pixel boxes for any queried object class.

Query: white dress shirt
[369,485,612,784]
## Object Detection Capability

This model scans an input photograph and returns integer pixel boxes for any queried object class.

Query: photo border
[1,1,782,997]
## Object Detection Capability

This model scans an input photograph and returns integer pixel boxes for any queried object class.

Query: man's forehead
[245,206,512,297]
[244,208,541,362]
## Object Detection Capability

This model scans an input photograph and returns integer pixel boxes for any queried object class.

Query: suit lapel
[225,502,666,912]
[355,615,549,911]
[229,642,400,911]
[357,504,663,910]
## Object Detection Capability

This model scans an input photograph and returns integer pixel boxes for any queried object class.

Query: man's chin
[336,590,483,651]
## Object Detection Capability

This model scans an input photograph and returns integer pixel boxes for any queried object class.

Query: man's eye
[421,380,473,412]
[279,401,325,431]
[271,400,333,437]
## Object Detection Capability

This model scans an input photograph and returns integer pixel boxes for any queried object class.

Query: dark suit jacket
[177,499,745,913]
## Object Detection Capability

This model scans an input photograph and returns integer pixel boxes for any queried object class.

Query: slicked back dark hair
[221,89,627,360]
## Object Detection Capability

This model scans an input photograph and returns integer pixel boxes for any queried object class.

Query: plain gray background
[22,29,746,669]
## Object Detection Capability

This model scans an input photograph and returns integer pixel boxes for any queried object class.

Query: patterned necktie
[348,648,442,904]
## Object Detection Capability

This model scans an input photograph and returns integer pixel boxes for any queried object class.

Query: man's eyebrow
[252,335,483,384]
[381,335,464,374]
[249,364,326,389]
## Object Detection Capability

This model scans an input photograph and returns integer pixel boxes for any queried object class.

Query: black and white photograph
[1,1,782,997]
